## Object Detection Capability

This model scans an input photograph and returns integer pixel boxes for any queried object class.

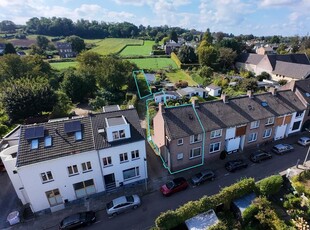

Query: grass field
[120,40,154,56]
[89,38,143,55]
[50,62,77,70]
[128,58,178,70]
[166,70,198,86]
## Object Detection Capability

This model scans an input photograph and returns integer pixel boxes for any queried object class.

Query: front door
[104,173,116,190]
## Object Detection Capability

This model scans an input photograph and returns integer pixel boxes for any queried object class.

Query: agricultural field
[50,61,77,70]
[166,70,198,86]
[89,38,143,55]
[120,40,154,56]
[128,58,178,70]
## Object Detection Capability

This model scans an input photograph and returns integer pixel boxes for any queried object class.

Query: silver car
[190,170,215,186]
[106,195,141,217]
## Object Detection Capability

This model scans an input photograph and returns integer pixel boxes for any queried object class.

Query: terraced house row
[152,83,310,173]
[0,106,147,213]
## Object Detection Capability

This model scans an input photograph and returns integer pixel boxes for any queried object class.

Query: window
[73,179,96,198]
[75,131,82,141]
[177,153,184,160]
[81,161,92,172]
[250,121,260,129]
[248,132,257,143]
[46,189,62,206]
[263,129,272,138]
[123,167,140,180]
[292,121,301,131]
[177,138,183,145]
[120,152,128,162]
[31,139,39,149]
[265,117,274,125]
[210,142,221,153]
[103,157,112,167]
[67,165,78,176]
[41,171,54,183]
[190,134,202,144]
[44,136,52,147]
[112,130,126,140]
[190,147,201,159]
[296,111,303,118]
[131,150,139,160]
[210,129,222,139]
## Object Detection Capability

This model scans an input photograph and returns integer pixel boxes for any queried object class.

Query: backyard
[127,58,178,70]
[166,70,198,86]
[120,40,155,56]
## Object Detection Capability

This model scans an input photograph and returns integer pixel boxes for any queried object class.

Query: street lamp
[303,129,310,166]
[144,157,148,191]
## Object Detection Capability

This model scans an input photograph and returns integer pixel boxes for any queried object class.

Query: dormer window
[44,136,52,147]
[75,131,82,141]
[112,130,126,140]
[31,139,39,149]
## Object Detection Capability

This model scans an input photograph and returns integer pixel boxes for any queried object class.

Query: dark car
[160,177,188,196]
[190,170,215,186]
[225,159,248,172]
[250,150,272,163]
[271,144,294,155]
[59,211,96,229]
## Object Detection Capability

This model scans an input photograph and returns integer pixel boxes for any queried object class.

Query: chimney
[269,87,277,95]
[191,98,199,108]
[221,94,229,103]
[158,103,165,114]
[247,90,253,98]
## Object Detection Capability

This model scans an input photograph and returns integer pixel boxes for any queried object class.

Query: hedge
[256,175,283,197]
[170,52,181,68]
[155,178,256,229]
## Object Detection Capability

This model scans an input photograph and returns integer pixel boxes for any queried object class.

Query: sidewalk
[5,133,310,229]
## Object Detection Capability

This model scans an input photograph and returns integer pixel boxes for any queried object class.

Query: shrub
[242,204,258,225]
[256,175,283,196]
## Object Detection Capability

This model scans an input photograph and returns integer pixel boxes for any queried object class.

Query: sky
[0,0,309,36]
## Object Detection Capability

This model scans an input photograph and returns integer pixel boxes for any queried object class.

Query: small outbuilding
[185,209,219,230]
[231,192,256,219]
[205,84,222,97]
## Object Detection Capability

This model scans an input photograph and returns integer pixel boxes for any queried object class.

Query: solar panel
[24,126,44,140]
[64,120,81,133]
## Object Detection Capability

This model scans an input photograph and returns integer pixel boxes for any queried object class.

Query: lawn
[89,38,143,55]
[128,58,178,70]
[50,61,77,70]
[166,70,198,86]
[120,40,154,56]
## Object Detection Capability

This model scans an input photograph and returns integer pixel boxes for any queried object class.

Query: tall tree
[66,35,85,53]
[197,41,218,67]
[4,43,16,54]
[0,20,16,32]
[170,30,178,43]
[218,47,237,69]
[177,46,197,63]
[36,35,50,50]
[203,28,213,45]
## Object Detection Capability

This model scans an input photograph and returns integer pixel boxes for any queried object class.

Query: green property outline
[132,70,153,99]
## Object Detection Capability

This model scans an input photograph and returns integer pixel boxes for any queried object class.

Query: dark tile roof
[90,108,145,150]
[235,53,264,65]
[17,117,94,167]
[162,105,203,139]
[162,90,306,138]
[272,61,310,79]
[295,79,310,104]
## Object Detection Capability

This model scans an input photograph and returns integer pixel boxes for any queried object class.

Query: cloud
[260,0,301,7]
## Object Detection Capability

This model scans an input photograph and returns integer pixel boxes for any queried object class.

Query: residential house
[56,42,75,58]
[152,88,306,173]
[0,107,147,213]
[176,86,208,99]
[235,53,310,82]
[164,40,181,55]
[205,84,222,97]
[256,46,275,55]
[154,91,180,104]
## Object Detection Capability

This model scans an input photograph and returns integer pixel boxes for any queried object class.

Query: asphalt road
[84,143,309,230]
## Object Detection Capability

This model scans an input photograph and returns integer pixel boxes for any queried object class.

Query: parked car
[106,195,141,217]
[160,177,188,196]
[190,170,215,186]
[297,137,310,146]
[250,150,272,163]
[59,211,96,229]
[271,144,294,155]
[225,159,248,172]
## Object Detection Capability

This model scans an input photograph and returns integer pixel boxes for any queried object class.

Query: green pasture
[120,40,154,56]
[89,38,143,55]
[128,58,178,70]
[166,70,198,86]
[50,61,77,70]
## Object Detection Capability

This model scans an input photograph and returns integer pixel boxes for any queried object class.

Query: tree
[239,78,258,92]
[50,91,73,118]
[0,20,16,32]
[4,43,16,54]
[257,175,283,197]
[270,35,280,44]
[1,77,57,121]
[218,47,237,69]
[76,51,102,70]
[66,35,85,53]
[169,30,178,43]
[36,35,50,50]
[197,41,218,67]
[198,66,213,78]
[257,71,271,81]
[202,28,213,45]
[177,46,197,63]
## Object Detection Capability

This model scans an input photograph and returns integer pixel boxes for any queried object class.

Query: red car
[160,177,188,196]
